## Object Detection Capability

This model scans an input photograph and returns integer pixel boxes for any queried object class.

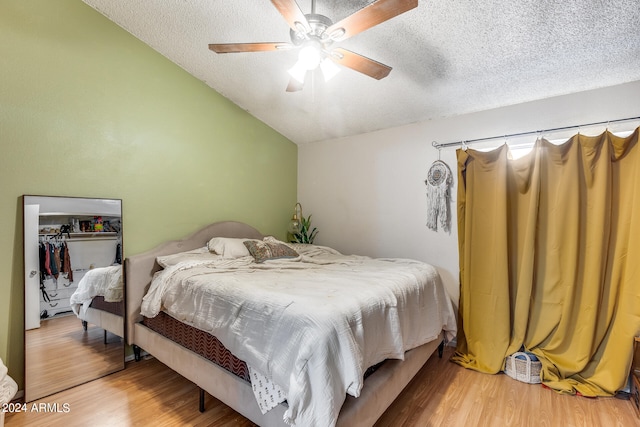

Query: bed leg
[104,330,108,345]
[82,320,87,331]
[133,345,142,362]
[438,340,445,358]
[199,388,205,413]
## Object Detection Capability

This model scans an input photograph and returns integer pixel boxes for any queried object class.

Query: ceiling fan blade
[326,0,418,41]
[271,0,311,33]
[209,42,293,53]
[286,77,305,92]
[330,48,392,80]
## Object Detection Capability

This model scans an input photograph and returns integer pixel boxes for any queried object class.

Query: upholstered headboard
[124,221,264,345]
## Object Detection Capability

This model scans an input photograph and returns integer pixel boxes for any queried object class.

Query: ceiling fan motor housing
[290,13,334,46]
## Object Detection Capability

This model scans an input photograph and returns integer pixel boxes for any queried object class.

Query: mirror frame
[23,195,125,402]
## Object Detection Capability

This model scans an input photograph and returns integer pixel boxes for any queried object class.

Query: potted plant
[291,214,318,244]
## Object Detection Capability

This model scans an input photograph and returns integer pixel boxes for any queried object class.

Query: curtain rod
[431,116,640,150]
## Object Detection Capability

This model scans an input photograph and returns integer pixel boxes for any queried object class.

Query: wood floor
[7,346,639,426]
[24,314,124,402]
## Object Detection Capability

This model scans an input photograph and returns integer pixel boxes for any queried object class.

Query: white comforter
[141,246,456,427]
[70,265,123,317]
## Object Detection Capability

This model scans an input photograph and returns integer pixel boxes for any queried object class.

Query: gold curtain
[451,128,640,396]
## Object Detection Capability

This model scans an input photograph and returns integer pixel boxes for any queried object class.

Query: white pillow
[156,247,219,268]
[207,237,258,259]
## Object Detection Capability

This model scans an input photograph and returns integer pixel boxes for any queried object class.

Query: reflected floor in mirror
[25,314,123,402]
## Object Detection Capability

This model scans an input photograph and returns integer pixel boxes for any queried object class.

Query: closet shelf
[39,232,118,239]
[38,211,118,217]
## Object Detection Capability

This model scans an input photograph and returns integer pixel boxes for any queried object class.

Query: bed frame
[80,303,124,344]
[125,221,443,426]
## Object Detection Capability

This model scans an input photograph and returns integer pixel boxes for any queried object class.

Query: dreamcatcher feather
[425,160,452,232]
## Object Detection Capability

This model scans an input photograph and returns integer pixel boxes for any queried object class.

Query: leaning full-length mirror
[23,196,124,402]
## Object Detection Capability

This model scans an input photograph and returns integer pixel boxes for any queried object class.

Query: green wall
[0,1,297,388]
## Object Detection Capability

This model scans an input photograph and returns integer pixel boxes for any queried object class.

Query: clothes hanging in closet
[49,243,58,278]
[39,241,72,282]
[39,243,47,282]
[115,243,122,265]
[61,244,73,282]
[43,242,52,277]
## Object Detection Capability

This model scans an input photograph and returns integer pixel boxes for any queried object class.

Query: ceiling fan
[208,0,418,92]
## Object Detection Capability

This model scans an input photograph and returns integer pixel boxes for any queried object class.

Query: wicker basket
[504,351,542,384]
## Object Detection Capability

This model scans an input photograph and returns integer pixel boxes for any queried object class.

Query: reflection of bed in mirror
[70,265,124,343]
[23,195,124,402]
[125,221,457,427]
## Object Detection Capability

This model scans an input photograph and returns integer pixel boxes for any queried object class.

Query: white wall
[298,80,640,308]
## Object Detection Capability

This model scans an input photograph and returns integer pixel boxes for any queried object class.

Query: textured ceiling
[82,0,640,144]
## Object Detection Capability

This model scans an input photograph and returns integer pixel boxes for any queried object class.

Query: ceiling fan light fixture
[209,0,418,92]
[288,62,307,84]
[298,41,323,70]
[320,57,340,81]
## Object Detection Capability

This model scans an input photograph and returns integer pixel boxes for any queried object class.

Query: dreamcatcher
[425,159,452,232]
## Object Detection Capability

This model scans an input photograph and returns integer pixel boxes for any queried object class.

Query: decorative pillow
[156,247,220,268]
[243,240,299,263]
[207,237,258,259]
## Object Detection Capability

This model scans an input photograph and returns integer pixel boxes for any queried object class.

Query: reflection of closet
[38,214,121,318]
[24,196,123,330]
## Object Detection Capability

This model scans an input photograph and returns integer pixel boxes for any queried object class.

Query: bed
[70,265,124,339]
[125,221,456,427]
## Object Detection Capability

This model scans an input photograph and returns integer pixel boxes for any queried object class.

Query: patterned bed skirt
[141,312,385,386]
[142,312,250,381]
[89,296,123,316]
